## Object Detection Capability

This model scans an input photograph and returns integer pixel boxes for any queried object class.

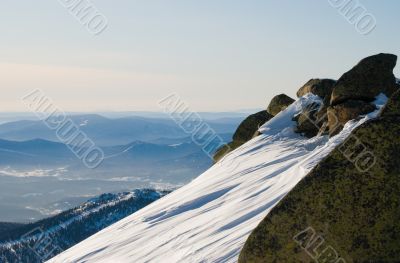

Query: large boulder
[297,79,336,104]
[380,89,400,117]
[331,53,398,105]
[327,100,376,136]
[267,94,295,116]
[233,110,273,143]
[239,116,400,262]
[213,110,273,163]
[326,54,398,135]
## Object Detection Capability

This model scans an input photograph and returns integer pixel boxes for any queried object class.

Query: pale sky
[1,0,399,112]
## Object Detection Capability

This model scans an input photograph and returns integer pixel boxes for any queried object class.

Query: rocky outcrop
[219,54,399,156]
[239,114,400,262]
[213,110,273,162]
[326,53,398,135]
[297,79,336,104]
[331,53,398,105]
[267,94,295,116]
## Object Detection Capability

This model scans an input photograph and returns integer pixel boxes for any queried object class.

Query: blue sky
[1,0,399,111]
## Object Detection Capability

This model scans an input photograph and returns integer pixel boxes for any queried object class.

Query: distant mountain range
[0,111,253,125]
[0,137,219,222]
[0,114,243,146]
[0,114,238,222]
[0,137,227,168]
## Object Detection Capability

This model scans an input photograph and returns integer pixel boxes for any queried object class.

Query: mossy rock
[233,110,273,143]
[213,111,272,163]
[239,117,400,263]
[267,94,295,116]
[297,79,336,104]
[331,53,398,105]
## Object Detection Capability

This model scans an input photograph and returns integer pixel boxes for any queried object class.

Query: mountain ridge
[0,189,170,263]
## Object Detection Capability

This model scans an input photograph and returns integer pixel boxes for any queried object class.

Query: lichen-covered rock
[267,94,295,116]
[327,100,376,136]
[239,116,400,263]
[380,89,400,117]
[233,110,273,143]
[297,79,336,103]
[330,53,398,105]
[213,111,273,163]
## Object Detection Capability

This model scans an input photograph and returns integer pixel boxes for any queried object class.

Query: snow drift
[48,94,387,263]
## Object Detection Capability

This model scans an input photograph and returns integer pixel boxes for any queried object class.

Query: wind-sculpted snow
[49,94,387,263]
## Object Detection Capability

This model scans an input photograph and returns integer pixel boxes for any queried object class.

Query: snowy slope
[49,94,387,263]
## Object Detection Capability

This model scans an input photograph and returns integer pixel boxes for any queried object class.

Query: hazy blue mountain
[97,111,252,120]
[0,137,215,222]
[0,114,242,146]
[0,139,73,166]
